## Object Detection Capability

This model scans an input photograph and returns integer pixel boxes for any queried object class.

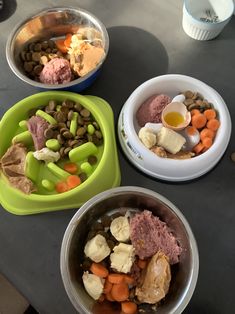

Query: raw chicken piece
[0,143,35,194]
[135,251,171,304]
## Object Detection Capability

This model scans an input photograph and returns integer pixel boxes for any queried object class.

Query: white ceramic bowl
[118,74,231,182]
[182,0,234,40]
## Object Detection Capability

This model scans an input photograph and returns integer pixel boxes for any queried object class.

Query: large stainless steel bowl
[60,186,199,314]
[6,6,109,92]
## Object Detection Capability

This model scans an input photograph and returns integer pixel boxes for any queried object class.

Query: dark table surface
[0,1,235,313]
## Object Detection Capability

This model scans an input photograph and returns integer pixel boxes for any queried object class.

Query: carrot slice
[191,113,207,129]
[202,137,213,149]
[137,259,148,269]
[63,162,78,174]
[204,109,216,120]
[105,292,115,302]
[55,181,68,193]
[200,128,215,140]
[193,142,204,155]
[207,118,220,131]
[190,109,200,116]
[111,283,129,302]
[90,263,109,278]
[64,33,73,48]
[124,275,135,285]
[103,279,113,294]
[121,301,138,314]
[66,175,81,189]
[108,273,125,284]
[55,39,68,53]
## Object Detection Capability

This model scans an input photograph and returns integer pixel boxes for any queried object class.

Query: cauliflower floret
[138,127,157,149]
[33,148,60,163]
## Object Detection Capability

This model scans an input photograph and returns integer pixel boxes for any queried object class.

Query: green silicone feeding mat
[0,91,121,215]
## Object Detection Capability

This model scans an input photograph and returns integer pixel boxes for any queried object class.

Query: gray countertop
[0,1,235,313]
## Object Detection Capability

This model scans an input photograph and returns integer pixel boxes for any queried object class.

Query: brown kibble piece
[74,102,83,112]
[79,172,87,182]
[32,52,41,62]
[44,128,54,139]
[63,131,73,139]
[80,108,90,118]
[68,110,74,121]
[33,64,43,75]
[77,127,86,137]
[24,62,33,73]
[34,43,42,51]
[185,90,194,99]
[88,155,97,165]
[230,152,235,163]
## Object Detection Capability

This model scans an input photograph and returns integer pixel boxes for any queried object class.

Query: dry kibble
[230,152,235,163]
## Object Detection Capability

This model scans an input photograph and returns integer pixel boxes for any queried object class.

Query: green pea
[36,109,57,125]
[46,139,61,151]
[87,124,95,135]
[69,142,98,162]
[19,120,28,131]
[42,179,55,191]
[80,162,93,175]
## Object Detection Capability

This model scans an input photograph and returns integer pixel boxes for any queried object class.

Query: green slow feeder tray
[0,92,121,215]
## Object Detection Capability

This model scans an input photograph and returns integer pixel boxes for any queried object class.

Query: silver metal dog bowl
[6,6,109,92]
[60,186,199,314]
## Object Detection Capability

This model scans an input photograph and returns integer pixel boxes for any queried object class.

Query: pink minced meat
[39,58,72,84]
[130,210,182,264]
[27,116,49,150]
[136,94,171,127]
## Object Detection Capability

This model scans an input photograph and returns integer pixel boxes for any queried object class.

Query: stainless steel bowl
[60,186,199,314]
[6,7,109,91]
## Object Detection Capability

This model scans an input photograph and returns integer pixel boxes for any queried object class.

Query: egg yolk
[164,112,184,127]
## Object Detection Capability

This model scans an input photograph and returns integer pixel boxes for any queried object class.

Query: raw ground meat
[130,210,182,264]
[136,94,171,127]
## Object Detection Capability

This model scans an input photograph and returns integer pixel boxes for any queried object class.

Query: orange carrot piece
[105,292,115,302]
[121,301,138,314]
[191,113,207,129]
[186,126,197,136]
[200,128,215,140]
[108,273,125,284]
[55,39,68,53]
[64,33,73,48]
[124,275,135,285]
[103,279,113,294]
[190,109,200,116]
[207,118,220,131]
[63,162,78,174]
[66,175,81,189]
[90,263,109,278]
[202,137,213,149]
[111,283,129,302]
[204,109,216,120]
[55,181,69,193]
[137,259,148,269]
[193,142,204,155]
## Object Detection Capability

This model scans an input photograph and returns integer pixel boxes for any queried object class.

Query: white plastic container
[117,74,231,182]
[182,0,234,40]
